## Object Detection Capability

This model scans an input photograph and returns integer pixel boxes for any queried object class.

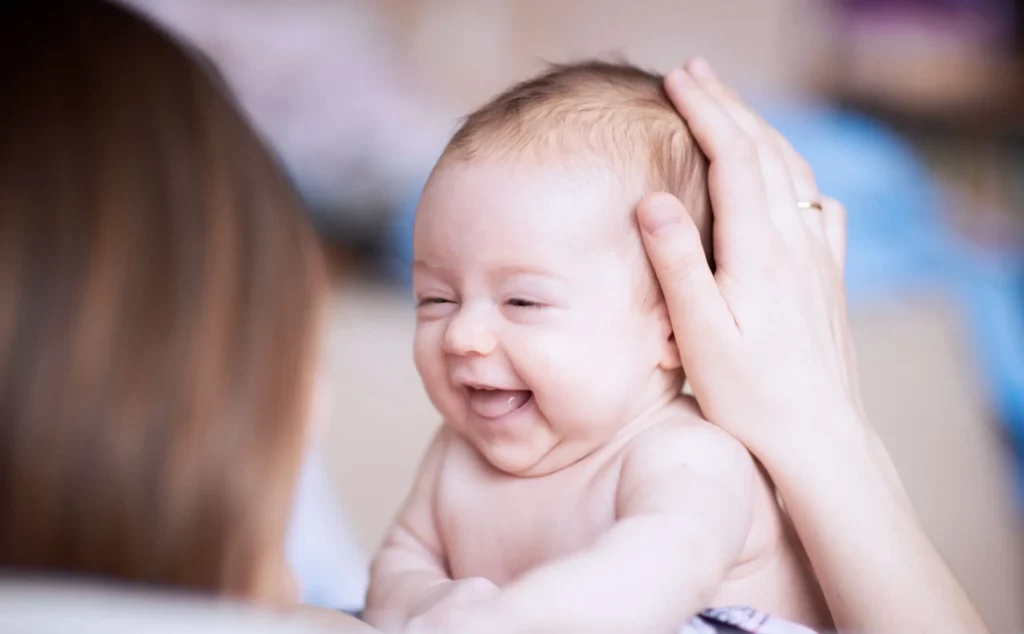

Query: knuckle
[663,249,710,288]
[708,79,741,105]
[726,135,759,164]
[722,85,742,103]
[793,155,816,183]
[754,133,785,165]
[772,133,815,179]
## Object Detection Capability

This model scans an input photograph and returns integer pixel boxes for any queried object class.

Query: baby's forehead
[417,157,655,289]
[439,63,708,240]
[422,155,643,240]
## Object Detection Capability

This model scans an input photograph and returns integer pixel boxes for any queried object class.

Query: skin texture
[633,59,987,633]
[364,155,829,634]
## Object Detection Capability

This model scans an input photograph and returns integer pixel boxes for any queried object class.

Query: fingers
[671,59,825,240]
[663,67,771,238]
[636,193,737,365]
[776,136,820,208]
[663,56,845,277]
[820,196,848,275]
[686,59,800,227]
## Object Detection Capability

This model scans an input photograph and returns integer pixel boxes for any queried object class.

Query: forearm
[765,413,987,633]
[365,429,453,631]
[364,555,450,631]
[475,516,725,634]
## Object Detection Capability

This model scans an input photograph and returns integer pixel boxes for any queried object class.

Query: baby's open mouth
[466,387,533,419]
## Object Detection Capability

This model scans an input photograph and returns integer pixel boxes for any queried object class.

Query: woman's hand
[640,58,987,633]
[638,58,862,469]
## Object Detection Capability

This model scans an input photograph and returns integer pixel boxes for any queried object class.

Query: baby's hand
[406,577,500,634]
[410,576,499,616]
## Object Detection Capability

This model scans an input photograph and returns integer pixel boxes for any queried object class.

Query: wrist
[409,579,454,617]
[749,401,874,484]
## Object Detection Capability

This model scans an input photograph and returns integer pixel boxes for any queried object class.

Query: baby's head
[413,61,710,476]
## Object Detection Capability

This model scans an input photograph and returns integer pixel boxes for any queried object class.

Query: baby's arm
[462,423,755,634]
[364,428,460,632]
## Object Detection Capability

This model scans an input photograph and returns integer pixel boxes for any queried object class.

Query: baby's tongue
[467,389,532,419]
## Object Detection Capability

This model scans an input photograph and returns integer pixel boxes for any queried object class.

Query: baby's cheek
[519,331,622,422]
[413,326,447,386]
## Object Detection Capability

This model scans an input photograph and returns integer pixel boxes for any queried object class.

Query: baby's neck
[639,367,686,417]
[593,373,688,461]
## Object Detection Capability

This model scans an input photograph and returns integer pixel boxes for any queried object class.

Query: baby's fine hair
[444,59,712,262]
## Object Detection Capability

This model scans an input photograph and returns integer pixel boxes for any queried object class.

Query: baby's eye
[506,298,543,309]
[417,296,454,307]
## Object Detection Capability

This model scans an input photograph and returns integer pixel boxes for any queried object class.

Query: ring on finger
[796,200,823,211]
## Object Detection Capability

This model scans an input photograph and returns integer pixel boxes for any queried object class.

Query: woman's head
[0,1,326,600]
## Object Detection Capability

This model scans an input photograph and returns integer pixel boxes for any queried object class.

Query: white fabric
[0,581,336,634]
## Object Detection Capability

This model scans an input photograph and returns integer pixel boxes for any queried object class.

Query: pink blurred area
[123,0,451,225]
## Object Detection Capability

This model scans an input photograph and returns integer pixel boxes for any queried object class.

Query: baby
[365,61,830,633]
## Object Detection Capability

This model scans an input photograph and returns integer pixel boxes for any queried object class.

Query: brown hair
[445,60,712,260]
[0,1,326,599]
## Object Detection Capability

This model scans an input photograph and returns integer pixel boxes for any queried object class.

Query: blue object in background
[287,446,369,611]
[386,183,422,288]
[761,105,1024,501]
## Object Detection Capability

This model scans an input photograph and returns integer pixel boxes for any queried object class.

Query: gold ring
[796,200,823,211]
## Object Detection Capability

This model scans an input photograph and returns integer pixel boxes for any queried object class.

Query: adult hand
[639,58,987,634]
[638,58,862,468]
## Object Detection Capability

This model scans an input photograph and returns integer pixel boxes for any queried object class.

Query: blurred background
[122,0,1024,630]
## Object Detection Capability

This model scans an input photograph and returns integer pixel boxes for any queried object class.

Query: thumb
[637,193,735,362]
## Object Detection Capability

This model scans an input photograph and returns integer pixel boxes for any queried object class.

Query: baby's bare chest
[435,451,621,585]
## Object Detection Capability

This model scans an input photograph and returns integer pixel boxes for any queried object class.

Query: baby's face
[412,158,680,476]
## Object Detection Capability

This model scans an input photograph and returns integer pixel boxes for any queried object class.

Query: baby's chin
[472,432,596,477]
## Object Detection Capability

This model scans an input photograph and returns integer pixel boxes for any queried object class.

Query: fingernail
[639,194,680,235]
[689,57,715,79]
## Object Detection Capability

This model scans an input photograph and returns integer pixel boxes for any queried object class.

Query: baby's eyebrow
[411,261,455,284]
[412,260,443,272]
[491,265,569,283]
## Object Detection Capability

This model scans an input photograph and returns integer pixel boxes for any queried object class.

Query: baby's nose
[442,307,497,357]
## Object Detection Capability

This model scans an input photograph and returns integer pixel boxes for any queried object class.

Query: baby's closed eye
[506,298,545,309]
[417,296,455,307]
[415,295,460,320]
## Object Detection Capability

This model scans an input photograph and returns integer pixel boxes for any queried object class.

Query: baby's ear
[654,301,682,371]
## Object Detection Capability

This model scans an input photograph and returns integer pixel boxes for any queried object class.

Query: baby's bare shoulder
[614,398,758,538]
[623,397,756,484]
